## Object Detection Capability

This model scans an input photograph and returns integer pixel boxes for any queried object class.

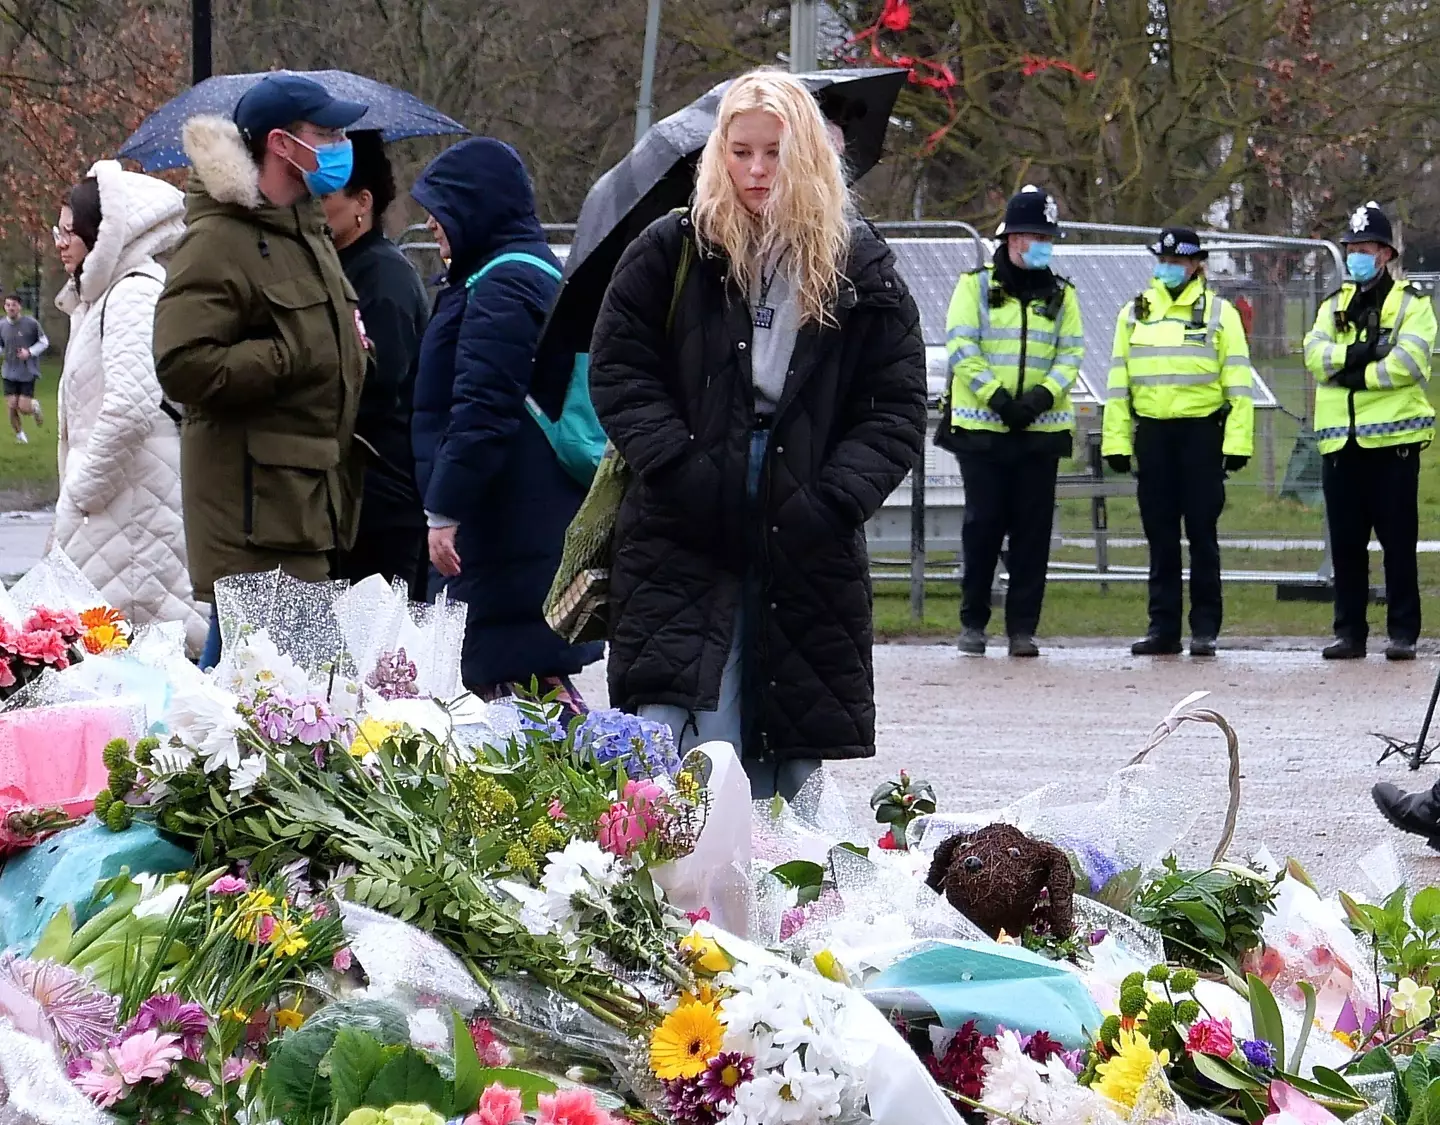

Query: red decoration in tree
[844,1,958,150]
[1020,55,1098,81]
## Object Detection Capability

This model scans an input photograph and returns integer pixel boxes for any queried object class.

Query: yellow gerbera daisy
[650,1001,725,1080]
[1094,1028,1170,1109]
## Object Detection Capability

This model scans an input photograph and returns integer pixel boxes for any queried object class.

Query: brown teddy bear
[925,823,1076,941]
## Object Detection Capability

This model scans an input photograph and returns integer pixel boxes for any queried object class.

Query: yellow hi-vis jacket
[943,265,1084,435]
[1101,276,1255,458]
[1303,279,1437,455]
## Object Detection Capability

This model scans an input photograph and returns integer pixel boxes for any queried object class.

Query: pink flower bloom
[332,947,354,973]
[469,1018,511,1067]
[1187,1017,1237,1059]
[291,697,342,745]
[0,660,15,689]
[15,629,68,668]
[467,1082,525,1125]
[24,607,82,640]
[779,906,808,941]
[221,1056,248,1084]
[0,619,18,655]
[596,800,647,857]
[256,915,276,944]
[547,798,567,820]
[184,1076,215,1096]
[111,1029,184,1085]
[310,902,330,919]
[72,1061,127,1107]
[536,1087,619,1125]
[208,875,249,896]
[685,908,712,924]
[126,993,208,1061]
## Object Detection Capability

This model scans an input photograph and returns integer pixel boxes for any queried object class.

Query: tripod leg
[1411,660,1440,770]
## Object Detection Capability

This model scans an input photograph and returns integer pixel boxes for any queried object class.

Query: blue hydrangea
[575,709,681,777]
[1241,1039,1276,1070]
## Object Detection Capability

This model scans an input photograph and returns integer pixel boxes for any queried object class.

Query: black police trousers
[1135,415,1226,641]
[1321,441,1421,645]
[958,451,1060,636]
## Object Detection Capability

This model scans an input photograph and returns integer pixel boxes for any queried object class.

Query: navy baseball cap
[233,74,368,141]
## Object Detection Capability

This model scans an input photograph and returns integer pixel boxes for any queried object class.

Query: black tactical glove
[1105,454,1132,474]
[989,388,1031,430]
[1018,385,1055,418]
[1333,366,1367,390]
[1344,339,1376,371]
[1224,455,1249,473]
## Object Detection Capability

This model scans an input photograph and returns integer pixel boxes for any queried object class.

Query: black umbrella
[536,68,906,371]
[118,70,467,172]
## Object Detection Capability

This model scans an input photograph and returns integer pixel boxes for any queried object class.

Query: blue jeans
[199,604,221,671]
[641,429,821,801]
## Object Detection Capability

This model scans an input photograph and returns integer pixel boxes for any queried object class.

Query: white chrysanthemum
[540,839,618,929]
[166,679,244,773]
[981,1031,1050,1119]
[727,1053,845,1124]
[228,755,267,795]
[218,628,310,698]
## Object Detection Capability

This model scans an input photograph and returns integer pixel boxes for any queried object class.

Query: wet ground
[579,643,1440,894]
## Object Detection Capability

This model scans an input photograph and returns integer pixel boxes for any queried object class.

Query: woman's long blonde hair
[692,69,854,327]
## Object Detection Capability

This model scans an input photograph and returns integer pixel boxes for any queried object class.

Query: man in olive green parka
[154,75,371,647]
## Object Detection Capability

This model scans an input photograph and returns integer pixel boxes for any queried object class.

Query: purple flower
[127,993,209,1061]
[0,953,118,1055]
[1241,1038,1277,1070]
[663,1076,717,1124]
[253,697,296,743]
[779,907,808,942]
[290,697,342,745]
[575,709,681,777]
[698,1052,754,1107]
[366,650,419,701]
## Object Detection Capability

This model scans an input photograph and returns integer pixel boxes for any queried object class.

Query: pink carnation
[15,629,68,668]
[467,1082,525,1125]
[469,1018,511,1067]
[596,800,647,857]
[536,1087,618,1125]
[1186,1017,1237,1058]
[256,915,276,944]
[332,947,353,973]
[0,660,15,689]
[0,620,18,655]
[207,875,248,896]
[24,607,82,641]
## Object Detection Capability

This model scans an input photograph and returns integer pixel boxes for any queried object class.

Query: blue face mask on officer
[1347,251,1381,284]
[1019,240,1053,270]
[285,133,355,197]
[1153,262,1190,290]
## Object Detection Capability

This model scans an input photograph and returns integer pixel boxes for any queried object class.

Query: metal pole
[635,0,661,144]
[790,0,818,73]
[910,455,926,624]
[192,0,212,84]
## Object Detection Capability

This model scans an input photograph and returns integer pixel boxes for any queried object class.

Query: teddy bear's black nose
[963,856,983,871]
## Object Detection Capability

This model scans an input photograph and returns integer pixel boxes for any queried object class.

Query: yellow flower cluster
[348,718,400,758]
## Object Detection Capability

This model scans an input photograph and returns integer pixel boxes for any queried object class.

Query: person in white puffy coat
[52,160,206,655]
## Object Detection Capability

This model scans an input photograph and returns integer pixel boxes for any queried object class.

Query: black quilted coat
[588,212,926,761]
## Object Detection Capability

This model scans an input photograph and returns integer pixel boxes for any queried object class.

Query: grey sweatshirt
[748,251,800,415]
[0,315,48,384]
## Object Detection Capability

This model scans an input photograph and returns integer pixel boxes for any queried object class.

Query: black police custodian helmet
[1340,201,1395,249]
[996,185,1061,239]
[1148,226,1208,260]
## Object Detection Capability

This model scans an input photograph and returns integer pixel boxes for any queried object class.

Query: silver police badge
[1163,232,1175,249]
[1044,195,1059,225]
[1350,205,1370,233]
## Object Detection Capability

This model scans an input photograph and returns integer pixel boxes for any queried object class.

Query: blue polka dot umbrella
[118,70,468,172]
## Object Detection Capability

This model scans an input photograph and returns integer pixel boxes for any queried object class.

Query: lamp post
[192,0,212,85]
[790,0,818,73]
[634,0,662,144]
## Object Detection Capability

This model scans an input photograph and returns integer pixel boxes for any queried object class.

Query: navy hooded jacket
[410,138,601,689]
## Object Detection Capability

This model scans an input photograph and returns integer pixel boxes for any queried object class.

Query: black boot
[1009,635,1040,658]
[957,628,987,656]
[1323,637,1366,660]
[1190,636,1218,658]
[1373,781,1440,844]
[1386,639,1418,662]
[1131,634,1182,656]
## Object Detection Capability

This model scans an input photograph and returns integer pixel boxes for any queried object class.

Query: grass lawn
[0,359,60,507]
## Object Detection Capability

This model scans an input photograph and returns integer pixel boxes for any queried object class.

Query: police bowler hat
[234,74,368,142]
[1149,226,1207,260]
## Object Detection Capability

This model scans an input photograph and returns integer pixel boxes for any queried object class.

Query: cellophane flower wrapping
[5,549,105,621]
[0,1015,115,1124]
[212,569,350,683]
[332,574,466,700]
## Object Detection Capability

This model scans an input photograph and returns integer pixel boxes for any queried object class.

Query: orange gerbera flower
[82,624,129,654]
[80,607,125,630]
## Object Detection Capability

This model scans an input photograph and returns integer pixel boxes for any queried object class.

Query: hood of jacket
[176,115,321,240]
[58,159,184,312]
[411,138,546,280]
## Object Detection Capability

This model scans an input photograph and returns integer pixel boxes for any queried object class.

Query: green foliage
[102,738,131,771]
[1119,985,1148,1018]
[769,860,826,907]
[1346,885,1440,998]
[133,735,159,766]
[869,770,936,849]
[1131,858,1279,973]
[103,799,133,832]
[92,788,115,819]
[263,999,412,1120]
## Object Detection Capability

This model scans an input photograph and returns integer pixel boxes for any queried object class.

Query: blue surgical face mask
[1153,262,1189,290]
[1347,251,1380,284]
[1020,241,1053,270]
[288,134,355,197]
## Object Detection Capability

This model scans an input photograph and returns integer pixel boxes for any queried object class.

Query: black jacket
[339,228,429,532]
[589,212,926,761]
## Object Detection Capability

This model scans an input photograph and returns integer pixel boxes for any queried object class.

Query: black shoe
[1190,636,1218,658]
[1322,637,1366,660]
[1386,639,1417,662]
[1131,634,1182,656]
[957,628,987,656]
[1373,781,1440,841]
[1009,635,1040,658]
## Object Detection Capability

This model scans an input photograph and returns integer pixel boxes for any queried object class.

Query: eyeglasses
[52,226,74,248]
